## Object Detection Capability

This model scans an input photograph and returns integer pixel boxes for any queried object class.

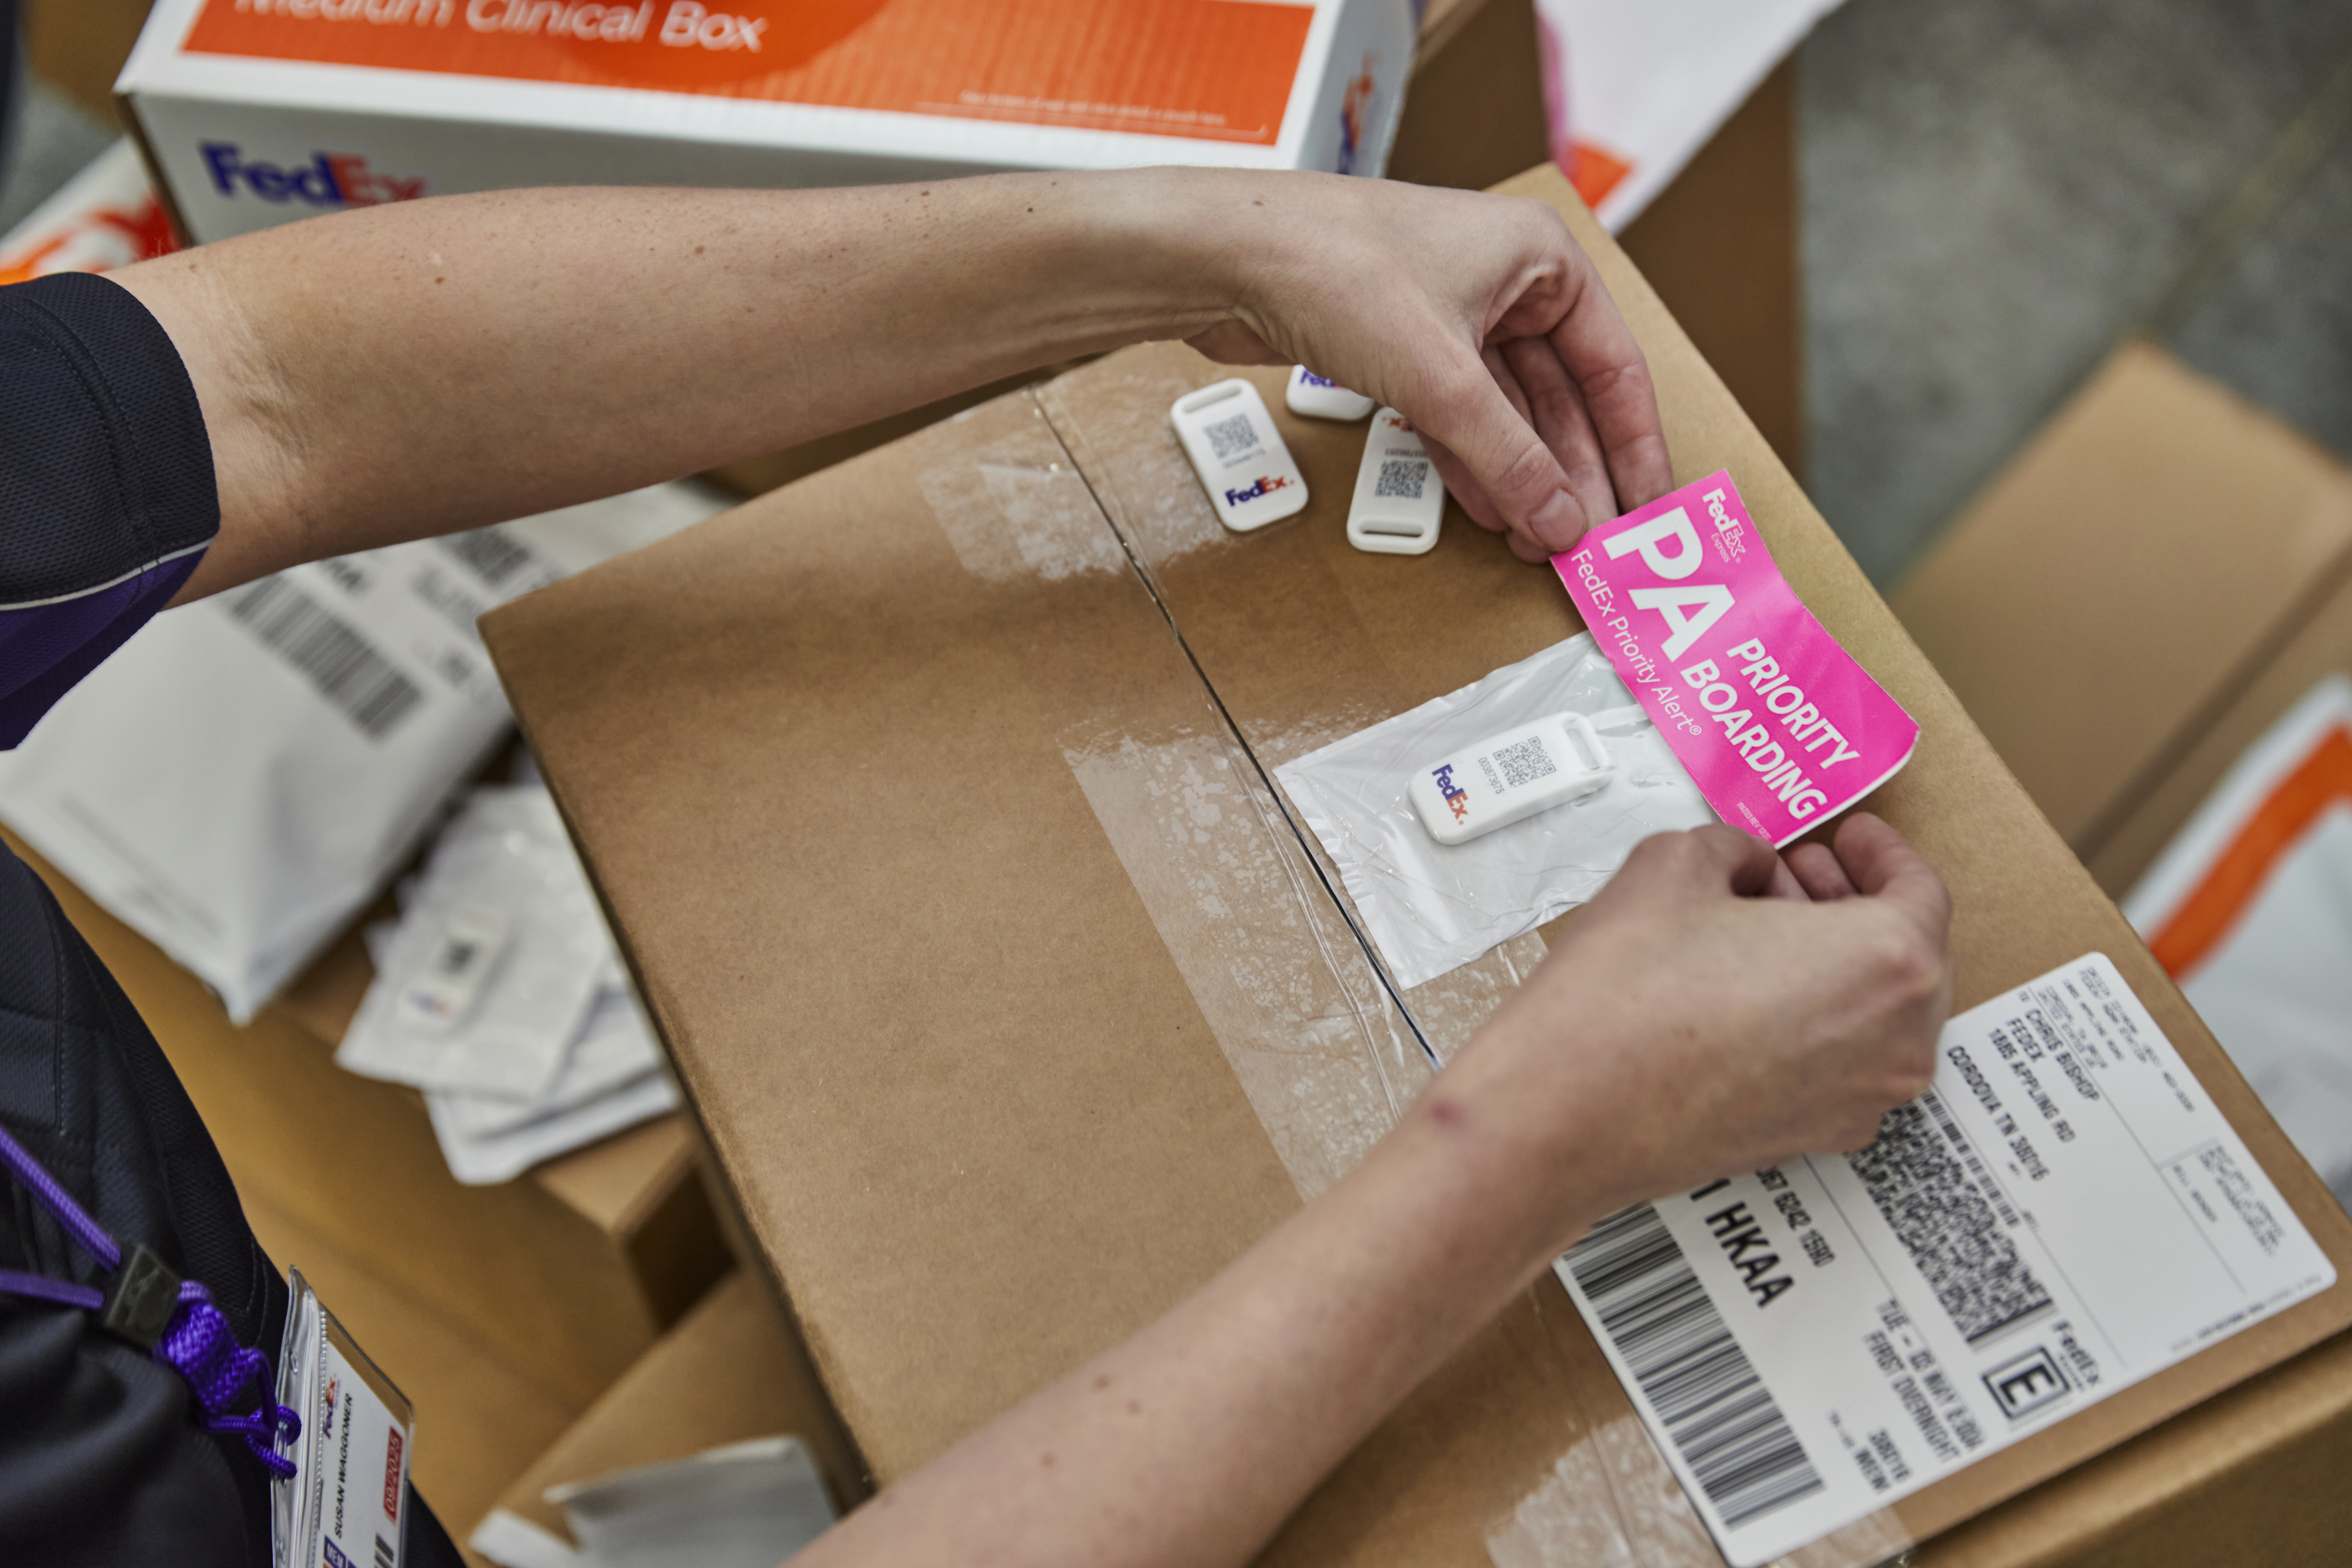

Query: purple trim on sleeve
[0,549,204,749]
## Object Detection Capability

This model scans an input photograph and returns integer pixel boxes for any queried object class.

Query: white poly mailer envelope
[0,483,728,1021]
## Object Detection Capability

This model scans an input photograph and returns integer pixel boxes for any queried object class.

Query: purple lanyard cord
[0,1120,300,1477]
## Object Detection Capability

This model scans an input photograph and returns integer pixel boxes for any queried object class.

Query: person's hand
[1431,814,1953,1266]
[1173,174,1673,562]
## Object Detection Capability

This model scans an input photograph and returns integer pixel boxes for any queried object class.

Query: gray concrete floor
[1801,0,2352,585]
[5,3,2346,589]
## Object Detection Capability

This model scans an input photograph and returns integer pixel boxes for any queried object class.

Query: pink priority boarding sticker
[1552,472,1919,848]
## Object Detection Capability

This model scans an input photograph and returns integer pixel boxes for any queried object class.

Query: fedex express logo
[201,143,425,206]
[1429,763,1469,822]
[1224,474,1294,509]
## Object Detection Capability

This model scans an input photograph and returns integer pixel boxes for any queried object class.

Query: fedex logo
[1704,484,1749,559]
[1430,763,1469,821]
[200,143,426,207]
[1298,371,1341,389]
[1223,474,1294,508]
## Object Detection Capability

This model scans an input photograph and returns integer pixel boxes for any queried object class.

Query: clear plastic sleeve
[1275,634,1717,990]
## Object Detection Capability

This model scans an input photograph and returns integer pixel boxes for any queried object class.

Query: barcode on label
[222,578,424,741]
[373,1535,397,1568]
[1848,1094,2052,1343]
[1201,410,1258,462]
[436,525,539,589]
[1565,1205,1825,1528]
[1492,735,1556,789]
[1373,457,1430,500]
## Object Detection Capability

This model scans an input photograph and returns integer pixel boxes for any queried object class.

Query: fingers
[1538,264,1674,509]
[1682,824,1785,899]
[1481,344,1535,428]
[1501,336,1618,531]
[1403,346,1590,557]
[1761,855,1811,902]
[1832,814,1953,940]
[1418,434,1509,535]
[1784,841,1856,902]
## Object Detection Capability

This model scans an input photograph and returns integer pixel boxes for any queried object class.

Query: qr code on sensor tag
[1201,411,1258,462]
[1493,735,1556,788]
[1374,458,1430,501]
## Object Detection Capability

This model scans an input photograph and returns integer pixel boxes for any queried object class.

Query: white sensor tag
[1347,408,1444,556]
[1285,366,1377,421]
[1172,380,1310,533]
[1410,712,1616,845]
[396,904,512,1033]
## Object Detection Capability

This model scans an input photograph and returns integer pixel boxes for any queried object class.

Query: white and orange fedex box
[117,0,1417,244]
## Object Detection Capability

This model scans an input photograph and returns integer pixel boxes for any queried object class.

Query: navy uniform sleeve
[0,271,218,747]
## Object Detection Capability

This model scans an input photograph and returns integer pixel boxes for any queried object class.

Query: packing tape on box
[916,416,1432,1199]
[912,398,1914,1568]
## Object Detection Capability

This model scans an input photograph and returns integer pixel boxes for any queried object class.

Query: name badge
[273,1270,416,1568]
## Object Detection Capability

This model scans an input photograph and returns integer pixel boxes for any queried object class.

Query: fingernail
[1528,490,1587,552]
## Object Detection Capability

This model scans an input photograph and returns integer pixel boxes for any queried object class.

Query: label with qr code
[1347,407,1443,555]
[1170,379,1308,534]
[1557,952,2336,1566]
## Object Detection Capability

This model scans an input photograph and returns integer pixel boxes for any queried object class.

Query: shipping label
[1556,953,2337,1566]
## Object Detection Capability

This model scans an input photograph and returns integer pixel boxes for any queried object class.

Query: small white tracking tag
[1347,408,1445,556]
[1409,712,1616,845]
[274,1269,415,1568]
[1285,365,1376,421]
[396,904,512,1033]
[1171,379,1310,533]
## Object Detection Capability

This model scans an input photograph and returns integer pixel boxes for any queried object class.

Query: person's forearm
[797,1086,1594,1568]
[114,172,1243,593]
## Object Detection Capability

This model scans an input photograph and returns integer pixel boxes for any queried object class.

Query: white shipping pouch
[1275,634,1716,989]
[339,786,609,1099]
[2124,674,2352,1214]
[425,983,678,1187]
[427,1069,678,1188]
[0,483,728,1021]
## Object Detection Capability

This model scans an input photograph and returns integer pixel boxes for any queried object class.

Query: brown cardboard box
[1386,0,1551,193]
[1886,343,2352,1567]
[1618,59,1803,480]
[1892,342,2352,900]
[473,1271,862,1563]
[273,915,733,1339]
[482,167,2352,1564]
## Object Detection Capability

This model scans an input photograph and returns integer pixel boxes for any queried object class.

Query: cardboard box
[3,829,733,1536]
[1886,342,2352,1568]
[21,0,158,123]
[480,166,2352,1563]
[1891,342,2352,901]
[472,1270,862,1563]
[116,0,1416,244]
[1385,0,1548,193]
[1617,58,1801,480]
